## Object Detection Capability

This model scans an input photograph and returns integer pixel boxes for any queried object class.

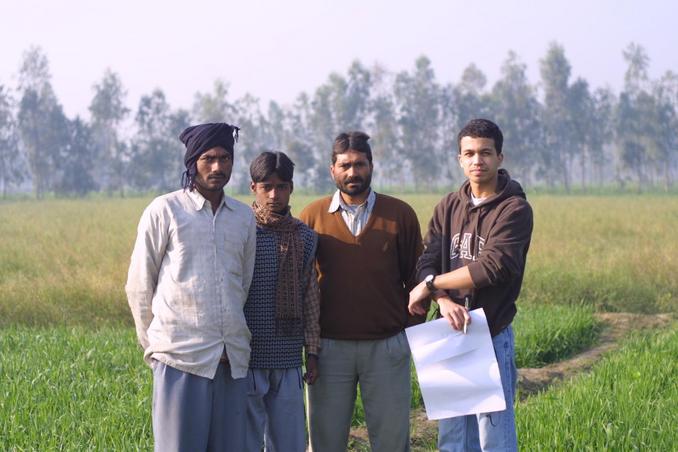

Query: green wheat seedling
[516,326,678,450]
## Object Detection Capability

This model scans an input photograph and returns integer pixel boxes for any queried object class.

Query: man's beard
[336,173,372,197]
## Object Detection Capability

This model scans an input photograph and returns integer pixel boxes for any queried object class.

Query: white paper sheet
[405,308,506,420]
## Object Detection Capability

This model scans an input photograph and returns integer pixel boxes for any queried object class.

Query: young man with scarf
[409,118,533,452]
[244,151,320,452]
[126,122,257,452]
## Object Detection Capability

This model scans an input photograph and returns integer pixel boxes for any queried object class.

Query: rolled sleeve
[468,201,533,288]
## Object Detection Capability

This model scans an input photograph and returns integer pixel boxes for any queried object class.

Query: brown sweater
[299,193,423,340]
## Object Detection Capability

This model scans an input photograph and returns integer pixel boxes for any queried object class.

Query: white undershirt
[471,193,487,206]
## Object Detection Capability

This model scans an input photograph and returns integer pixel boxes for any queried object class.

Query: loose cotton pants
[152,360,248,452]
[245,367,306,452]
[308,332,412,452]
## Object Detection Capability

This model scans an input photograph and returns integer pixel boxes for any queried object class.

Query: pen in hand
[463,296,470,334]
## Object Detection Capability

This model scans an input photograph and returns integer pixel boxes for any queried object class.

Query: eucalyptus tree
[615,43,653,189]
[282,95,316,190]
[490,51,541,186]
[231,93,269,192]
[366,64,400,187]
[89,69,129,195]
[540,42,575,190]
[650,71,678,190]
[340,60,372,131]
[192,79,235,123]
[55,117,97,196]
[451,63,491,133]
[308,84,337,191]
[261,100,286,152]
[0,85,24,198]
[394,56,442,190]
[16,46,69,198]
[567,78,595,188]
[130,89,187,191]
[589,87,616,186]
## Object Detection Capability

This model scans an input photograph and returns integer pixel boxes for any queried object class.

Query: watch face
[425,274,435,290]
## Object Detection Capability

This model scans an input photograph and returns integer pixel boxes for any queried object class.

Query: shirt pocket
[221,226,248,277]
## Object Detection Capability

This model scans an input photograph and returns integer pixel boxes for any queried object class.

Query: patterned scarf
[252,202,304,336]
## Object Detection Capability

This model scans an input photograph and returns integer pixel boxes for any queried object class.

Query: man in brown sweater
[299,131,423,452]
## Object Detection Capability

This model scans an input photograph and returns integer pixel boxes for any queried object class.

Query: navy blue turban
[179,122,240,189]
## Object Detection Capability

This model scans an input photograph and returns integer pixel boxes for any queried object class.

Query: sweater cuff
[305,341,320,356]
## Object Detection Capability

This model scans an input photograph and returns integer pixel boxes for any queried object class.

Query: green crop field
[517,327,678,450]
[0,193,676,450]
[0,327,152,450]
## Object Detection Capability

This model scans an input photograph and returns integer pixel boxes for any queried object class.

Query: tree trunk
[580,148,587,191]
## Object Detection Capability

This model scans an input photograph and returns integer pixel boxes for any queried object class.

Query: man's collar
[328,189,375,213]
[185,188,233,211]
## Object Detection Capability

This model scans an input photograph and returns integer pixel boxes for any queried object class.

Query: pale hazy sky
[1,0,676,118]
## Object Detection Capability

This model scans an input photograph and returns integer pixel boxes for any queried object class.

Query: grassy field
[0,193,676,449]
[513,303,601,368]
[2,321,675,450]
[0,193,675,328]
[517,327,678,450]
[0,327,152,450]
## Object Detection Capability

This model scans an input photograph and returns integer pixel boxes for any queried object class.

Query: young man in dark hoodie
[408,118,533,452]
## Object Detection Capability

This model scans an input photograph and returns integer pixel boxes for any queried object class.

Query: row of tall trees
[0,42,676,198]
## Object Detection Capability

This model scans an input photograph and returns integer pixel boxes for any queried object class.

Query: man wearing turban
[126,122,257,451]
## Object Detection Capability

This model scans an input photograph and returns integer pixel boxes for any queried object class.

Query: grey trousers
[152,360,248,452]
[308,332,412,452]
[245,367,306,452]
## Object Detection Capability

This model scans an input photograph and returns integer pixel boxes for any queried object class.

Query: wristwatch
[424,274,437,292]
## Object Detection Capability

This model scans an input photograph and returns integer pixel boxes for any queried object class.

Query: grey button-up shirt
[328,189,376,236]
[125,189,256,379]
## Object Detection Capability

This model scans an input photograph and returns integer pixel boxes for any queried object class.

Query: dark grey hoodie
[416,169,533,336]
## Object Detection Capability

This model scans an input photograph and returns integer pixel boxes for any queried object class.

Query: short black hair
[250,151,295,183]
[457,119,503,154]
[332,131,372,163]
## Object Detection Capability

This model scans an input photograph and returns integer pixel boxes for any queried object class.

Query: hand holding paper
[405,308,505,420]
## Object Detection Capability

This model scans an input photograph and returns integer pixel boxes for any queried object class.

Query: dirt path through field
[347,312,674,450]
[517,312,673,399]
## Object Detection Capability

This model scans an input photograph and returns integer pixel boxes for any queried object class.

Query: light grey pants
[245,367,306,452]
[152,360,248,452]
[308,332,412,452]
